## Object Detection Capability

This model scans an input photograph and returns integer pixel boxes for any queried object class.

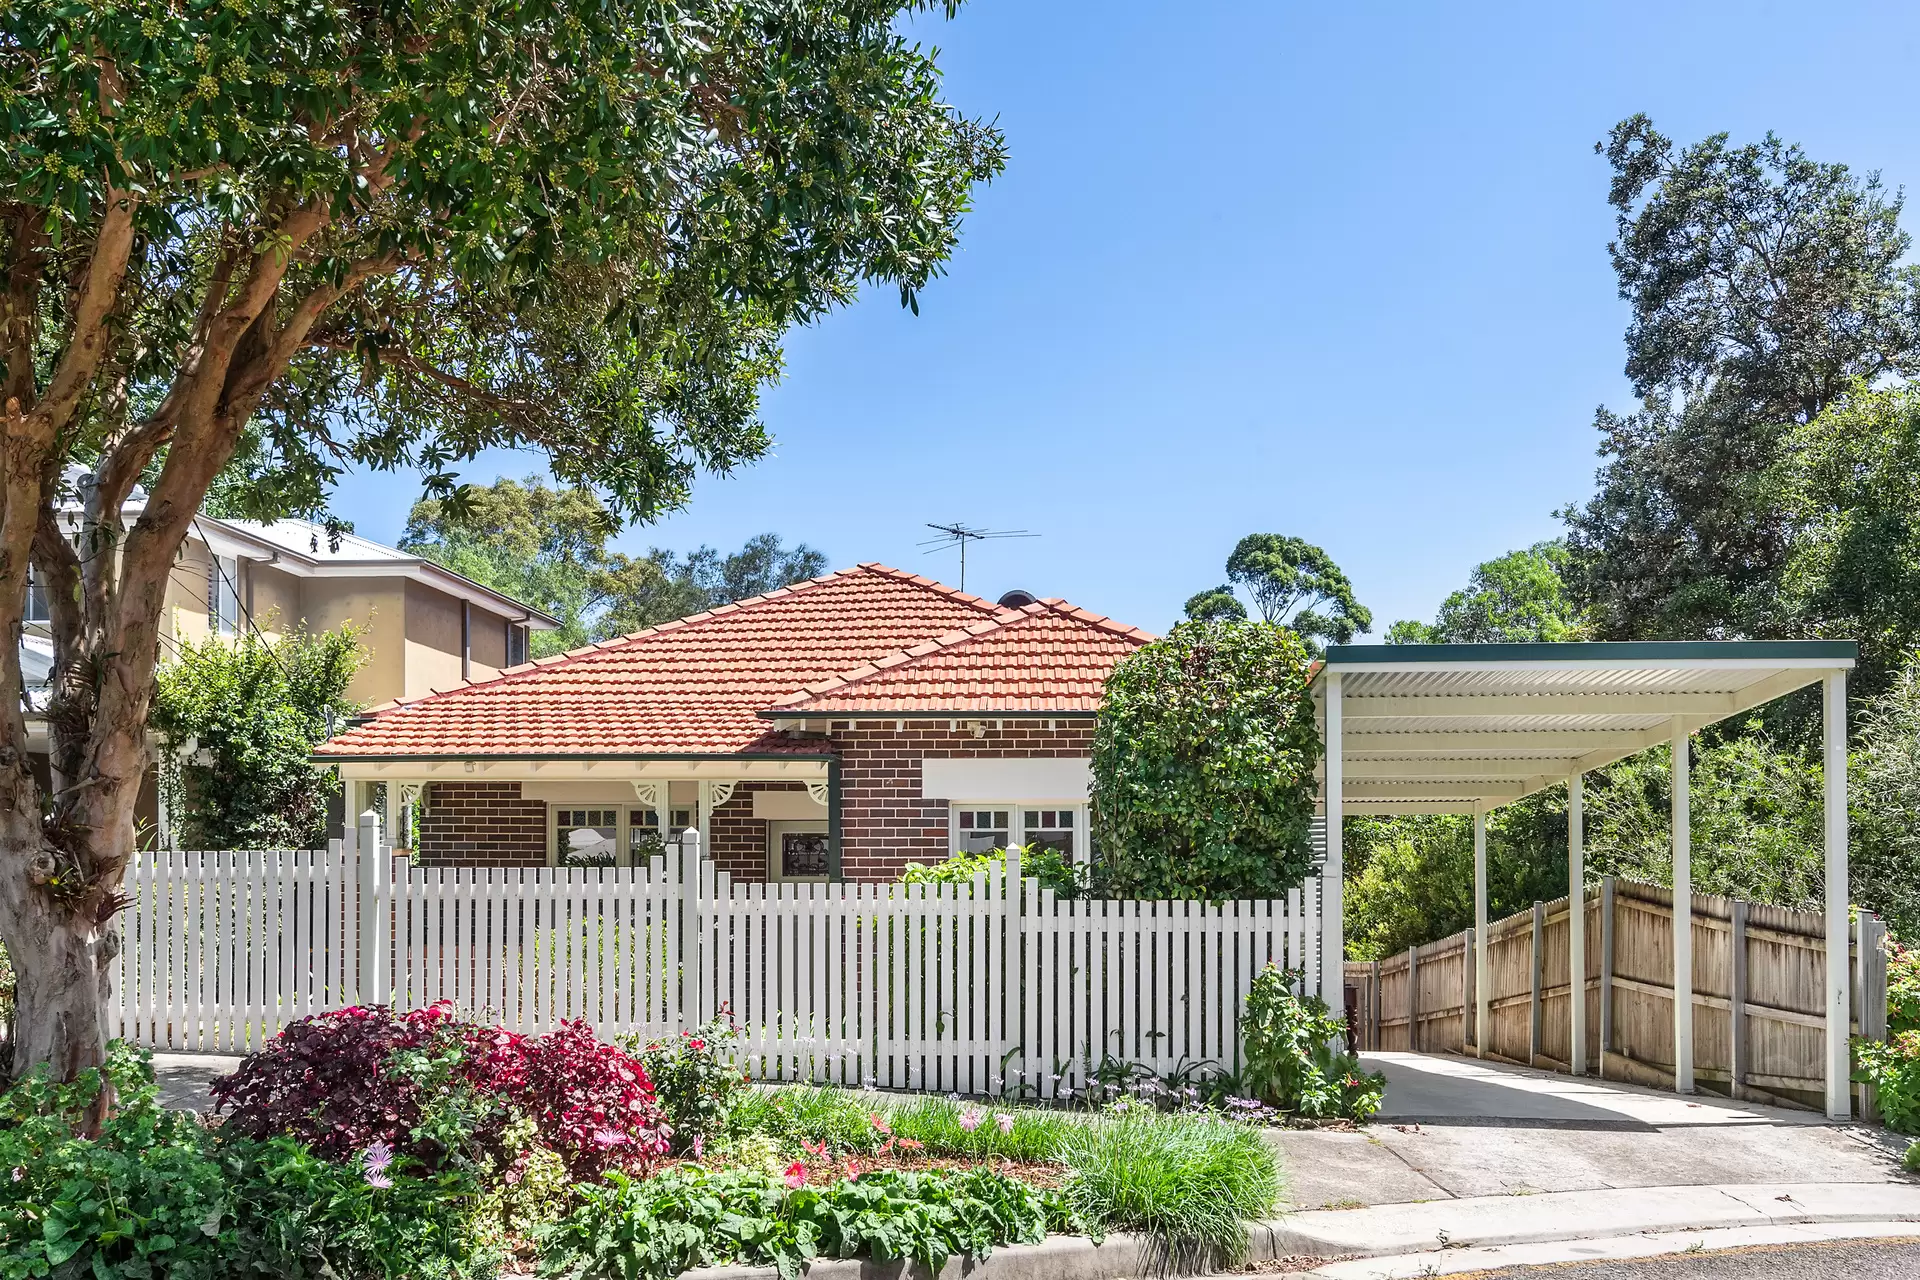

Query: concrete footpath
[1266,1052,1908,1212]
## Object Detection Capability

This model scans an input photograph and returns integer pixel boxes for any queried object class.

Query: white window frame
[544,796,703,867]
[948,802,1088,862]
[209,554,241,635]
[766,820,830,883]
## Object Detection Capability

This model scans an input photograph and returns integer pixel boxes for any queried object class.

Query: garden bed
[0,966,1382,1280]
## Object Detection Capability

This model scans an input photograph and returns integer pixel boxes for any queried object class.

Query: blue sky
[326,1,1920,635]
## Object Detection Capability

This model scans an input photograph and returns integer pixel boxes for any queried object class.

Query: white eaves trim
[921,757,1091,803]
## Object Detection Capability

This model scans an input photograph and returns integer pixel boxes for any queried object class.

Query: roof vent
[997,589,1038,609]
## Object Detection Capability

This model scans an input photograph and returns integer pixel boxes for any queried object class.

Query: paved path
[151,1053,240,1111]
[1441,1236,1920,1278]
[1268,1052,1909,1211]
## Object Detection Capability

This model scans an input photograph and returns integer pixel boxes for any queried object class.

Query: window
[773,827,830,881]
[506,622,529,667]
[208,554,241,635]
[1022,809,1076,858]
[956,809,1011,854]
[24,566,48,623]
[556,808,618,866]
[628,808,665,861]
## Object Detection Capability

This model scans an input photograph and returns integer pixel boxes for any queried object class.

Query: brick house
[314,564,1154,882]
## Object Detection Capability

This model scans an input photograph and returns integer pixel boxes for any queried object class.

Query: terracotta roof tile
[764,601,1155,715]
[316,565,1005,757]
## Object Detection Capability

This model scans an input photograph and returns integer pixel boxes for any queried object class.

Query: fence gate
[114,823,1326,1096]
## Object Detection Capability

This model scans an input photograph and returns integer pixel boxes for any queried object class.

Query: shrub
[211,1003,670,1180]
[0,1044,230,1280]
[537,1165,1081,1280]
[1855,1031,1920,1134]
[626,1016,748,1156]
[900,845,1090,899]
[1240,966,1384,1120]
[1887,935,1920,1035]
[1090,621,1321,899]
[0,1044,495,1280]
[1058,1111,1278,1267]
[1906,1140,1920,1175]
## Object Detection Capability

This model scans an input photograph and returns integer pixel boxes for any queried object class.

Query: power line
[917,522,1039,594]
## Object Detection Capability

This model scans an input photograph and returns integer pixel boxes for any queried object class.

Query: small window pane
[780,831,830,879]
[1021,808,1075,860]
[628,809,663,859]
[955,808,1010,853]
[557,808,617,866]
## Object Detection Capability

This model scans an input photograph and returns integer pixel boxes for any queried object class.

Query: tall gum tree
[0,0,1003,1087]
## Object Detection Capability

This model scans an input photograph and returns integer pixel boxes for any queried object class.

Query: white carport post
[1672,722,1694,1093]
[1321,671,1345,1003]
[1569,773,1587,1075]
[1824,671,1851,1120]
[1473,807,1489,1058]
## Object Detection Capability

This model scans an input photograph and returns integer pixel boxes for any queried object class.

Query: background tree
[1562,116,1920,643]
[401,477,826,654]
[1210,533,1372,650]
[1091,620,1322,900]
[150,627,363,850]
[0,0,1004,1082]
[1850,658,1920,941]
[1385,542,1587,645]
[1181,585,1247,623]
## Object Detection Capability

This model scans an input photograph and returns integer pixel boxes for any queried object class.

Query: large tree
[1384,541,1587,645]
[1184,533,1370,650]
[0,0,1003,1083]
[401,476,827,653]
[1562,116,1920,642]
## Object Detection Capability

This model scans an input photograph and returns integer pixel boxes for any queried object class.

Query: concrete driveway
[1270,1052,1910,1211]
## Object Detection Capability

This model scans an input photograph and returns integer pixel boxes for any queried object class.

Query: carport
[1310,640,1859,1119]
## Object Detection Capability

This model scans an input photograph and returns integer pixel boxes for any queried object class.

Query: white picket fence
[114,821,1324,1099]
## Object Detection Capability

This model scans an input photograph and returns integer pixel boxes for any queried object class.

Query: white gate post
[1002,845,1023,1091]
[1823,670,1852,1120]
[1320,671,1344,1003]
[681,827,704,1024]
[357,809,386,1006]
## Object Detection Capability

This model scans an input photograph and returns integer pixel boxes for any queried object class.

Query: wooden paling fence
[114,824,1325,1099]
[1345,876,1890,1114]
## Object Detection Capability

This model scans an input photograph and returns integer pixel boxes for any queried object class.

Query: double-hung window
[208,555,241,635]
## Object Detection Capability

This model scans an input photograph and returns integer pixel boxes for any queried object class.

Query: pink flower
[870,1113,892,1136]
[784,1161,807,1189]
[958,1106,984,1132]
[690,1038,705,1051]
[691,1135,706,1159]
[364,1169,393,1190]
[591,1126,629,1148]
[802,1139,829,1158]
[995,1112,1014,1135]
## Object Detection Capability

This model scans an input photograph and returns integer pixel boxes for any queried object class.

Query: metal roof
[1312,640,1858,814]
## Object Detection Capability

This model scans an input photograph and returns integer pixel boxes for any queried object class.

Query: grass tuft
[882,1095,1075,1162]
[1059,1111,1280,1268]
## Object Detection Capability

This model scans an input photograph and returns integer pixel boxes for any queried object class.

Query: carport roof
[1311,639,1858,814]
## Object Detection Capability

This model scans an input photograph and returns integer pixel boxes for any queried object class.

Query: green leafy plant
[1854,1031,1920,1134]
[151,624,363,849]
[537,1166,1080,1280]
[625,1015,748,1156]
[1905,1140,1920,1175]
[1240,966,1384,1121]
[727,1085,881,1154]
[1058,1110,1278,1268]
[1091,620,1321,900]
[900,844,1090,899]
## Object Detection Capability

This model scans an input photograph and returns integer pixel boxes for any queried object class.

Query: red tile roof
[316,565,1005,757]
[766,601,1154,715]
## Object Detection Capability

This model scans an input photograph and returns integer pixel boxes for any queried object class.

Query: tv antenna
[918,521,1038,592]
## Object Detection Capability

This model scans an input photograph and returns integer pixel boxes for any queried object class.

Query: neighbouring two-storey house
[314,564,1154,882]
[22,491,558,844]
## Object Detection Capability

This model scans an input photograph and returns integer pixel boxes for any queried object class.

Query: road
[1460,1236,1920,1278]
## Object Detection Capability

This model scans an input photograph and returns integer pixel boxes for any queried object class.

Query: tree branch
[35,189,137,435]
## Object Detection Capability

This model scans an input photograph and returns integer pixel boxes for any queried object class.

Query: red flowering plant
[624,1011,747,1156]
[210,1002,671,1181]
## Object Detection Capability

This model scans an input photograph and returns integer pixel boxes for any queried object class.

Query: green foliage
[898,845,1089,899]
[536,1166,1076,1280]
[1563,116,1920,645]
[880,1097,1073,1163]
[1386,542,1587,645]
[1238,967,1383,1121]
[1091,621,1321,900]
[1779,386,1920,697]
[0,1043,495,1280]
[7,0,1006,525]
[1853,1033,1920,1135]
[1906,1140,1920,1175]
[625,1018,749,1156]
[1884,938,1920,1036]
[1182,586,1248,623]
[403,478,828,655]
[1221,534,1372,649]
[1057,1111,1278,1267]
[726,1086,880,1155]
[150,625,362,849]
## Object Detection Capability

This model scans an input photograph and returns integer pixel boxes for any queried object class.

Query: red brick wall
[416,781,547,867]
[829,719,1094,882]
[707,781,812,882]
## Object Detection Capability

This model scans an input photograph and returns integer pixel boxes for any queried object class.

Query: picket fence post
[357,809,386,1006]
[680,828,704,1025]
[1002,846,1023,1091]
